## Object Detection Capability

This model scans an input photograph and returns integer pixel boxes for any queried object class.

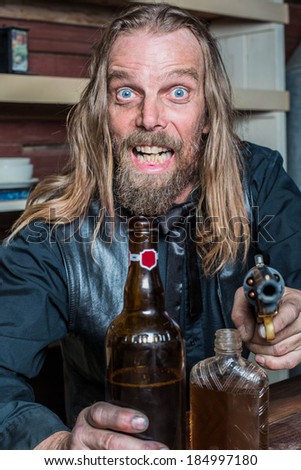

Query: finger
[70,403,168,450]
[254,347,301,371]
[95,429,168,450]
[86,402,149,434]
[251,331,301,356]
[271,296,301,337]
[70,426,167,450]
[231,287,256,341]
[248,332,301,370]
[258,308,301,342]
[256,291,301,340]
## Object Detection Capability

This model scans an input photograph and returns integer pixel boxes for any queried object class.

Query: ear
[202,123,210,134]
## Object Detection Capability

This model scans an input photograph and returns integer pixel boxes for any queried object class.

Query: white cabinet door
[210,21,285,90]
[235,112,287,165]
[210,19,287,164]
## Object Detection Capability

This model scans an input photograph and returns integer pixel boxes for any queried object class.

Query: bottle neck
[214,329,242,357]
[123,217,165,313]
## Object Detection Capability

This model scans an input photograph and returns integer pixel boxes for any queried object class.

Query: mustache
[112,130,183,154]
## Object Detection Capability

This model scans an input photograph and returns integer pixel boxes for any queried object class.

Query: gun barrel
[255,277,282,305]
[243,256,285,316]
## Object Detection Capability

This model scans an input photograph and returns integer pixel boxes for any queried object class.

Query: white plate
[0,157,31,165]
[0,178,39,189]
[0,199,27,213]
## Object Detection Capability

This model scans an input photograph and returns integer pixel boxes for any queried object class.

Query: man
[1,3,301,450]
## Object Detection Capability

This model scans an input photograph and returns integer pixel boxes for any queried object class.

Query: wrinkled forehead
[108,28,204,75]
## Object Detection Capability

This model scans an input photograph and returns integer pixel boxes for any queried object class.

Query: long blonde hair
[10,3,249,275]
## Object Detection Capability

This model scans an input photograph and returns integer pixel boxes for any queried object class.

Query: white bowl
[0,158,31,167]
[0,163,33,182]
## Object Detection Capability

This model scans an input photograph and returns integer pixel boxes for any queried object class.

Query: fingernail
[132,415,148,431]
[259,324,266,338]
[255,355,265,366]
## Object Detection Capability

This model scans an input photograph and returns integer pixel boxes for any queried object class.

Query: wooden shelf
[0,74,289,112]
[0,0,289,26]
[133,0,289,24]
[0,74,87,105]
[233,88,289,112]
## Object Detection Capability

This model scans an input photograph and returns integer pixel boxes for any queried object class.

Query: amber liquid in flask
[190,328,269,449]
[105,216,186,449]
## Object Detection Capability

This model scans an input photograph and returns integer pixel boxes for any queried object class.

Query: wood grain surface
[269,375,301,449]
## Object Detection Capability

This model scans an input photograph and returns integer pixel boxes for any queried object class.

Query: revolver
[243,254,285,341]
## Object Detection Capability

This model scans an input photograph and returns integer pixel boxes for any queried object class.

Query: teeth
[134,146,172,163]
[136,146,168,154]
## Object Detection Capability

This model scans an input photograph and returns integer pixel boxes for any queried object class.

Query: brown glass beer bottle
[190,328,269,449]
[105,216,186,449]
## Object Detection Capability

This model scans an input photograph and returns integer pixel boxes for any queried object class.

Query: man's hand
[232,286,301,370]
[35,402,168,450]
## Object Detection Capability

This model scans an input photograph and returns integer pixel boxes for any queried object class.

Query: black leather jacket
[1,142,301,449]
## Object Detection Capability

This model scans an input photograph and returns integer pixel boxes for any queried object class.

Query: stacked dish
[0,157,38,212]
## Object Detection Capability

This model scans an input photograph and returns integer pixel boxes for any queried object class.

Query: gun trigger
[263,316,276,341]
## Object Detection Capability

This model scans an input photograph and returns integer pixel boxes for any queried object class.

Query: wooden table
[269,375,301,449]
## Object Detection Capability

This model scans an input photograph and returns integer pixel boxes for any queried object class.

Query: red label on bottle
[130,249,158,270]
[141,249,157,270]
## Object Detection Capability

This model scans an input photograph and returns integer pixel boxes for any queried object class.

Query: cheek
[108,107,135,138]
[171,103,204,135]
[175,118,200,144]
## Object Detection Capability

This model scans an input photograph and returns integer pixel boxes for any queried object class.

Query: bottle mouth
[214,328,242,353]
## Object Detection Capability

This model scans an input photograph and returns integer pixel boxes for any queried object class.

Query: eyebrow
[108,67,200,85]
[107,70,131,84]
[164,67,200,82]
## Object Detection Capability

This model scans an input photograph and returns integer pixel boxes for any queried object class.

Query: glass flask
[190,328,269,449]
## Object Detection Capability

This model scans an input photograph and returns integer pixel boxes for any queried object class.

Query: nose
[135,96,167,131]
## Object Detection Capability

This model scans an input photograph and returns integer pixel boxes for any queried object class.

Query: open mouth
[133,145,174,164]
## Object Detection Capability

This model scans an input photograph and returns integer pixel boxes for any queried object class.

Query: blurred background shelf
[0,199,27,213]
[0,74,290,111]
[0,0,289,25]
[133,0,289,23]
[0,74,88,105]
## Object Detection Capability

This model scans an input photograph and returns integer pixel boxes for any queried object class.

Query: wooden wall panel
[285,3,301,61]
[0,17,101,77]
[23,144,70,180]
[0,18,101,180]
[0,120,68,178]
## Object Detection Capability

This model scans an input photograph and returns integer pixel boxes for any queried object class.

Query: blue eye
[172,88,187,99]
[118,89,133,99]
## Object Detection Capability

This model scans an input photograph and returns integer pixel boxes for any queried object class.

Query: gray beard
[112,131,199,216]
[114,162,196,216]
